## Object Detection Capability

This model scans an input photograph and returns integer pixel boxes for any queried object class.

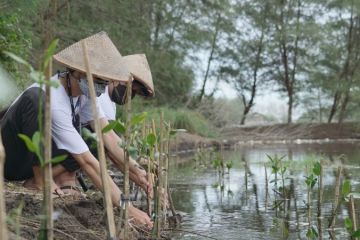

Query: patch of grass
[116,102,217,137]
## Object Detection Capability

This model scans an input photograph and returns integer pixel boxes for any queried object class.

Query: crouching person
[1,32,153,227]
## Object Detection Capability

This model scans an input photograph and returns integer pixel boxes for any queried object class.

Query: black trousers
[1,87,80,181]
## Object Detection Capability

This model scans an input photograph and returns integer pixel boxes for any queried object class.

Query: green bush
[116,102,217,138]
[0,13,32,89]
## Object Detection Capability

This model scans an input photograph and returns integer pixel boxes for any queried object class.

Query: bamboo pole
[147,123,153,217]
[163,122,170,224]
[151,119,161,237]
[350,196,357,236]
[166,122,177,218]
[329,166,343,228]
[42,58,54,240]
[264,164,268,211]
[142,122,152,217]
[123,78,133,239]
[81,41,116,239]
[158,112,165,236]
[0,135,7,240]
[317,162,323,240]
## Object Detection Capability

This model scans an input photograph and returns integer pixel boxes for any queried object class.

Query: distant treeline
[1,0,360,125]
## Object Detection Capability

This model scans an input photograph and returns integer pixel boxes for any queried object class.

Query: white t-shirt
[97,86,116,121]
[28,76,105,154]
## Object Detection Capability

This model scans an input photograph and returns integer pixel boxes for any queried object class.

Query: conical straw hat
[122,54,154,97]
[53,31,131,82]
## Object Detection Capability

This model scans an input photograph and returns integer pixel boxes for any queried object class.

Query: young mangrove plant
[341,181,360,239]
[267,154,287,211]
[304,161,321,239]
[212,154,225,176]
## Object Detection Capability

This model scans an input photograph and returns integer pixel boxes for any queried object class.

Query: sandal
[59,185,86,200]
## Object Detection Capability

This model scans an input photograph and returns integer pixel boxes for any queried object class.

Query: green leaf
[32,131,41,147]
[113,121,126,134]
[3,51,31,68]
[30,70,44,83]
[130,112,147,126]
[48,79,60,88]
[306,227,318,239]
[313,162,321,176]
[50,154,68,164]
[43,39,58,70]
[82,127,97,141]
[345,217,353,231]
[352,229,360,237]
[18,134,36,152]
[102,121,118,133]
[127,146,138,159]
[342,180,351,197]
[146,133,156,146]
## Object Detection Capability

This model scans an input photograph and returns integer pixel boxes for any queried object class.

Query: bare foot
[58,185,86,199]
[23,178,64,198]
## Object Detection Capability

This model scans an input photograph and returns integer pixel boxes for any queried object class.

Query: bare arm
[89,118,152,196]
[72,150,153,226]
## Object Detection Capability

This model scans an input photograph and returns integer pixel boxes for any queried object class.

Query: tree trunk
[240,94,250,125]
[198,13,221,103]
[338,89,350,123]
[287,91,293,124]
[328,0,355,123]
[239,2,268,125]
[152,1,163,50]
[328,91,340,123]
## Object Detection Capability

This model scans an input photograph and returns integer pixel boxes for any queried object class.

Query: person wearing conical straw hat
[1,32,153,227]
[98,53,154,121]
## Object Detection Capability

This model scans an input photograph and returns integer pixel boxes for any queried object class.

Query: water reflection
[169,142,360,239]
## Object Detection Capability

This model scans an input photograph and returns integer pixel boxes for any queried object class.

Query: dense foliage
[2,0,360,126]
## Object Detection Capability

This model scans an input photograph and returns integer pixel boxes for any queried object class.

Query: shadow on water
[168,142,360,239]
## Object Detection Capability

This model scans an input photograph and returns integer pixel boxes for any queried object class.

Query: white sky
[197,76,303,122]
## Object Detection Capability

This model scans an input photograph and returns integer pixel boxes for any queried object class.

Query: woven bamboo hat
[122,54,154,97]
[53,31,131,83]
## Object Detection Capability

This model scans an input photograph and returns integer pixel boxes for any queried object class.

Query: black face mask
[110,84,127,105]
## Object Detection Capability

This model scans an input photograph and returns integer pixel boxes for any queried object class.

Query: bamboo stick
[42,58,54,240]
[166,122,177,218]
[81,41,116,239]
[0,134,8,240]
[163,122,170,224]
[317,162,323,240]
[159,112,165,234]
[151,119,161,237]
[123,78,133,239]
[147,123,152,217]
[328,166,343,228]
[264,164,268,211]
[142,122,152,217]
[350,196,357,235]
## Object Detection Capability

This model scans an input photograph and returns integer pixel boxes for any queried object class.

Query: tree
[220,0,269,125]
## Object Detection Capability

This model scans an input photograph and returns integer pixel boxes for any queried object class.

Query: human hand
[157,187,169,209]
[132,167,153,198]
[128,204,153,228]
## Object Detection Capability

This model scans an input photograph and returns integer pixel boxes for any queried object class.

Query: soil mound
[4,183,146,240]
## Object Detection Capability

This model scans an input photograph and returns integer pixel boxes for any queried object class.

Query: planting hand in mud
[131,164,153,198]
[128,203,153,228]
